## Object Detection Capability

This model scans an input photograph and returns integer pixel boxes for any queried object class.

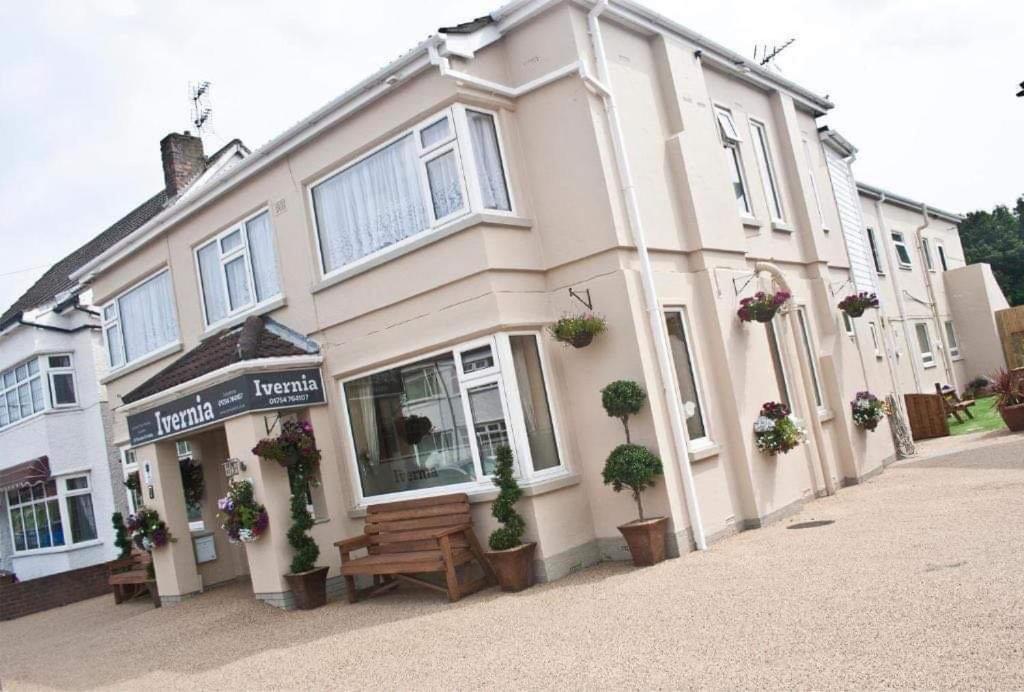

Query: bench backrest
[364,493,472,554]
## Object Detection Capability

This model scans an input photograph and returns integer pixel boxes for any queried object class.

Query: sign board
[128,368,325,446]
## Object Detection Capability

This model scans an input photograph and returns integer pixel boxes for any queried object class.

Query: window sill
[922,363,937,369]
[11,539,103,559]
[950,355,963,362]
[688,442,720,463]
[818,408,835,422]
[312,212,533,295]
[346,470,579,518]
[200,296,287,340]
[101,341,183,384]
[771,221,795,233]
[740,216,762,230]
[898,265,914,272]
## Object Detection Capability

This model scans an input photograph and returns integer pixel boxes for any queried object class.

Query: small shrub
[112,512,132,559]
[602,444,663,521]
[488,446,526,550]
[990,369,1024,409]
[601,380,647,443]
[548,313,606,348]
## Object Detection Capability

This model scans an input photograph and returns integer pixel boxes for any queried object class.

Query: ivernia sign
[128,368,325,446]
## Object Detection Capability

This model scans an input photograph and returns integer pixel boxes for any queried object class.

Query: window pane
[3,371,14,388]
[665,314,707,440]
[0,399,8,427]
[224,255,253,311]
[866,229,883,273]
[197,242,228,325]
[35,503,52,548]
[118,272,179,362]
[313,134,429,273]
[30,377,45,412]
[945,321,958,350]
[18,384,32,417]
[102,304,117,321]
[106,324,125,368]
[246,212,281,302]
[915,323,932,363]
[344,353,476,497]
[47,499,65,546]
[16,364,28,381]
[23,505,38,549]
[922,238,933,269]
[27,359,39,376]
[66,476,88,491]
[48,355,71,368]
[467,110,511,211]
[766,322,790,407]
[753,123,783,220]
[724,146,750,214]
[426,150,465,220]
[715,109,740,142]
[420,117,451,148]
[460,345,494,374]
[467,383,509,475]
[7,391,21,422]
[797,310,823,407]
[12,508,25,551]
[937,245,948,271]
[510,335,560,471]
[220,229,243,253]
[67,493,97,543]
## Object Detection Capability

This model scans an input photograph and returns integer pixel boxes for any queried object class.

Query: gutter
[14,316,98,335]
[857,182,962,224]
[914,206,958,391]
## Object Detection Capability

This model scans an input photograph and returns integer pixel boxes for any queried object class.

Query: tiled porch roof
[121,316,318,404]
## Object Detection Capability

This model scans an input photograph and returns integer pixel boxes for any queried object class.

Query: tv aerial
[753,38,796,68]
[190,81,213,136]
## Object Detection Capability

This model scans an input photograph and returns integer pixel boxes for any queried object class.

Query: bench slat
[375,514,470,533]
[365,502,470,526]
[367,493,469,513]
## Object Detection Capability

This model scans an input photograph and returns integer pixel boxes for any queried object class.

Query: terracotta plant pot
[485,542,536,592]
[617,516,668,567]
[569,331,595,348]
[285,566,328,610]
[998,403,1024,432]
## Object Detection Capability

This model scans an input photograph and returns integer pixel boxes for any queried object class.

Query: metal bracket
[264,412,282,435]
[732,272,756,296]
[569,287,593,311]
[829,279,852,297]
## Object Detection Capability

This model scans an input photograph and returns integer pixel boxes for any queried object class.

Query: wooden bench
[335,493,495,603]
[108,551,160,607]
[935,383,975,423]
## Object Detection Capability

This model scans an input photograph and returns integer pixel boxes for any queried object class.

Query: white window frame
[866,227,885,274]
[803,138,826,231]
[121,448,142,515]
[766,320,792,409]
[936,243,949,271]
[713,106,753,218]
[915,322,936,368]
[944,320,961,359]
[663,308,713,450]
[841,311,855,337]
[100,268,180,370]
[46,354,78,408]
[6,472,97,555]
[795,306,826,411]
[194,208,282,329]
[868,321,882,358]
[0,357,45,429]
[892,231,913,269]
[309,104,516,280]
[921,237,935,272]
[750,119,785,222]
[338,331,567,506]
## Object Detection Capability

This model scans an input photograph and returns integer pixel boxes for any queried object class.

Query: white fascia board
[856,182,963,223]
[176,144,247,203]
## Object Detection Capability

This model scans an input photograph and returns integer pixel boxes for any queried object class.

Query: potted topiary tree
[483,445,535,592]
[112,511,133,560]
[600,380,667,567]
[253,420,328,609]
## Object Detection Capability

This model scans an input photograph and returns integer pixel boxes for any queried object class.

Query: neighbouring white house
[0,135,247,581]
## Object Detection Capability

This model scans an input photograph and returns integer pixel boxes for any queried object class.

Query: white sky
[1,0,1021,310]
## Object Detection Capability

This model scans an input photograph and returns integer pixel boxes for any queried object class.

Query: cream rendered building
[69,0,933,607]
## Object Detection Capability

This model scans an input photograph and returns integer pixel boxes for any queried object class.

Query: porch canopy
[0,455,50,491]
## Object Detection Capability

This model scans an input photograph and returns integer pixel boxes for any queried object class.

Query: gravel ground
[3,438,1023,690]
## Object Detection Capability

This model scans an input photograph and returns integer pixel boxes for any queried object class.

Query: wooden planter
[617,517,668,567]
[485,542,536,592]
[285,566,328,610]
[998,403,1024,432]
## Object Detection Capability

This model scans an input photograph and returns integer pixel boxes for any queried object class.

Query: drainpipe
[915,205,957,392]
[874,195,922,393]
[587,0,707,550]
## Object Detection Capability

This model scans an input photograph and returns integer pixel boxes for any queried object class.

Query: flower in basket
[837,292,879,318]
[252,420,322,470]
[737,291,791,323]
[851,390,885,431]
[548,313,607,348]
[753,401,807,455]
[125,507,173,550]
[217,479,269,544]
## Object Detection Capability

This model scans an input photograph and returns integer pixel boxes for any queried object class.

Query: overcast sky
[1,0,1021,310]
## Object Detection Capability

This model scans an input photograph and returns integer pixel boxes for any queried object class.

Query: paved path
[3,438,1023,690]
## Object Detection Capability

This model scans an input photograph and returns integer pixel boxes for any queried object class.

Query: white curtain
[224,256,252,310]
[197,243,227,324]
[118,271,179,362]
[245,211,280,301]
[426,151,463,219]
[312,134,428,273]
[467,110,511,211]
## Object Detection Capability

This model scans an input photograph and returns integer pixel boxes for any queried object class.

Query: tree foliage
[602,443,663,521]
[488,445,526,550]
[959,196,1024,306]
[112,511,132,559]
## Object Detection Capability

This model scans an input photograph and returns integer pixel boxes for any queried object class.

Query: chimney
[160,131,206,198]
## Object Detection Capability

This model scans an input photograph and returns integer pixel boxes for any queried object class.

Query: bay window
[6,474,97,552]
[102,270,179,369]
[196,210,282,327]
[311,105,513,276]
[342,333,562,502]
[0,354,79,429]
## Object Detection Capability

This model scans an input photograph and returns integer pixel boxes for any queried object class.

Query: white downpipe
[915,205,957,392]
[875,195,922,394]
[587,0,707,550]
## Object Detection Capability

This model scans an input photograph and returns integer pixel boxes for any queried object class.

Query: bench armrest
[431,524,472,540]
[107,557,138,573]
[335,534,372,557]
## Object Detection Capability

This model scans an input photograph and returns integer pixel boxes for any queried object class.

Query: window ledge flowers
[738,291,790,323]
[125,507,173,551]
[753,401,807,455]
[851,391,885,431]
[837,292,879,318]
[217,479,269,544]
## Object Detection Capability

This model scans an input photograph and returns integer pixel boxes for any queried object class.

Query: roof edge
[857,182,963,223]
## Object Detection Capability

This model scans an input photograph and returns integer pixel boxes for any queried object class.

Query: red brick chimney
[160,131,206,198]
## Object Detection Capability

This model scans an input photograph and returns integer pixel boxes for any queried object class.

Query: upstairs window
[312,106,512,276]
[750,120,785,222]
[196,210,281,327]
[937,243,949,271]
[47,355,77,407]
[0,355,78,429]
[714,107,751,216]
[866,228,885,273]
[921,237,934,271]
[892,231,913,268]
[868,321,882,358]
[102,270,179,369]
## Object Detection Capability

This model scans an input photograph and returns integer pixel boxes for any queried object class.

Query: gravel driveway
[3,434,1023,690]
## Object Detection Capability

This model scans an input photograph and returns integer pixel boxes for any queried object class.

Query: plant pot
[753,309,777,323]
[569,331,595,348]
[485,542,536,592]
[617,516,668,567]
[998,403,1024,432]
[285,566,328,610]
[844,306,865,318]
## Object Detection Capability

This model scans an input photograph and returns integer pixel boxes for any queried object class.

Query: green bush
[602,443,663,521]
[548,313,606,346]
[488,446,526,550]
[601,380,647,443]
[112,512,132,559]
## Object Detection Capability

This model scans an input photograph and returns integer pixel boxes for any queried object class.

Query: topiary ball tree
[601,380,647,443]
[488,445,526,550]
[602,443,663,521]
[112,511,132,559]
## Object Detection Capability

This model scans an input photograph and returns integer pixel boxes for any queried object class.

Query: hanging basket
[738,291,790,323]
[838,292,879,319]
[548,313,607,349]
